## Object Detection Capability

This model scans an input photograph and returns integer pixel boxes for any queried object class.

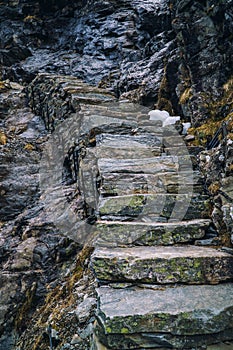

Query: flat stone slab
[80,102,148,121]
[93,219,210,247]
[99,171,203,196]
[98,194,210,221]
[96,133,163,149]
[71,91,116,107]
[96,146,162,159]
[94,322,233,349]
[92,246,233,284]
[80,115,137,136]
[98,157,179,174]
[96,283,233,336]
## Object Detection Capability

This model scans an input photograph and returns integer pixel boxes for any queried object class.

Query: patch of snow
[163,116,180,127]
[148,109,181,127]
[182,122,191,135]
[148,109,169,122]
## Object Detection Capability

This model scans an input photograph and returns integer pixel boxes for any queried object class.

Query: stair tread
[96,283,233,335]
[80,115,137,135]
[99,171,204,195]
[92,246,233,284]
[98,193,210,221]
[94,323,233,350]
[96,133,189,148]
[97,157,197,175]
[96,133,163,148]
[94,219,210,246]
[98,157,179,174]
[96,218,210,226]
[93,245,231,259]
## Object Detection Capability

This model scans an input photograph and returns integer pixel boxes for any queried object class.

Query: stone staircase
[83,102,233,349]
[29,75,233,350]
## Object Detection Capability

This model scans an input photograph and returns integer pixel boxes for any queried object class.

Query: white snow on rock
[148,109,181,127]
[148,109,170,122]
[182,122,191,135]
[163,116,180,127]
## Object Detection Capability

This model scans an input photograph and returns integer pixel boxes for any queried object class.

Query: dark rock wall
[199,128,233,247]
[1,0,233,124]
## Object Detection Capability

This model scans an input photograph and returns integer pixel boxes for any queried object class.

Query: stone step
[79,110,144,124]
[93,219,211,247]
[94,132,164,158]
[96,147,163,159]
[96,133,192,152]
[80,101,149,120]
[96,133,163,149]
[91,246,233,284]
[94,322,233,350]
[80,115,138,137]
[98,157,179,175]
[99,171,204,196]
[98,194,211,221]
[94,284,233,349]
[97,155,197,172]
[95,132,199,164]
[70,90,116,108]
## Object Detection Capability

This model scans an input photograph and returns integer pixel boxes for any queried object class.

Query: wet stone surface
[96,284,233,336]
[92,246,233,284]
[93,219,210,247]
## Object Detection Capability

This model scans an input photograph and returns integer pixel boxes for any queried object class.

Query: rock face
[0,76,106,349]
[199,135,233,247]
[1,0,233,124]
[0,83,43,220]
[0,0,233,349]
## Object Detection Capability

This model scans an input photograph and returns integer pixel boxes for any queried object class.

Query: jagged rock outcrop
[0,74,124,350]
[1,0,233,124]
[0,82,43,220]
[0,83,84,350]
[199,126,233,247]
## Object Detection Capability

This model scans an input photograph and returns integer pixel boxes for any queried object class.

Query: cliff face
[0,1,233,349]
[1,0,233,123]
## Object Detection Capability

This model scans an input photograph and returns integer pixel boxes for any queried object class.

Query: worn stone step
[98,157,179,175]
[80,115,138,136]
[99,171,204,196]
[79,110,144,124]
[80,101,149,119]
[93,219,211,247]
[96,284,233,345]
[94,321,233,350]
[106,147,164,159]
[96,154,196,176]
[95,133,198,162]
[92,131,163,158]
[91,246,233,284]
[95,147,162,159]
[98,194,211,221]
[70,90,116,107]
[96,133,163,149]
